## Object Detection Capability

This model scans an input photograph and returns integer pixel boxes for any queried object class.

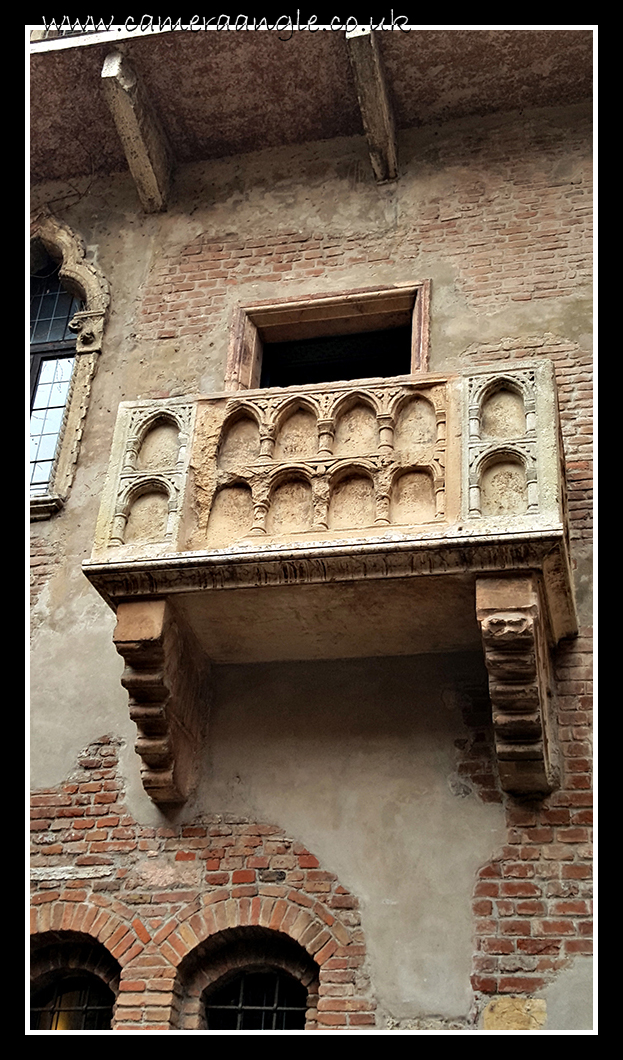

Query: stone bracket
[476,574,559,797]
[113,599,210,804]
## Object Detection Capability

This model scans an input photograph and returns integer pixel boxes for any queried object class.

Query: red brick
[232,869,255,884]
[499,976,545,993]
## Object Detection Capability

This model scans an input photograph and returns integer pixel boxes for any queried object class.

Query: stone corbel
[113,599,210,805]
[476,574,559,796]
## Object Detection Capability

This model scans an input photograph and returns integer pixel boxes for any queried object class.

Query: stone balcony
[83,359,577,804]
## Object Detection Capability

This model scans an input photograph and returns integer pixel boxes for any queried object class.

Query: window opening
[204,970,307,1030]
[226,282,430,392]
[260,325,412,388]
[30,972,114,1030]
[30,250,82,495]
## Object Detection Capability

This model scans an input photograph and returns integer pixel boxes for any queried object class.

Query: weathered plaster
[196,653,507,1020]
[542,957,593,1031]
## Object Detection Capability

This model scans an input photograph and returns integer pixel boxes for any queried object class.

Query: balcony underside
[84,526,575,658]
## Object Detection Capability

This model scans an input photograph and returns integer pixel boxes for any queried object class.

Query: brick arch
[172,925,320,1029]
[31,929,122,992]
[30,896,146,969]
[156,890,374,1030]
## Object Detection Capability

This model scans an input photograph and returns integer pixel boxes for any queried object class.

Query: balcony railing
[88,360,568,560]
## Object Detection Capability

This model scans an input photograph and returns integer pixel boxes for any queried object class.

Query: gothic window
[30,250,82,496]
[29,215,109,520]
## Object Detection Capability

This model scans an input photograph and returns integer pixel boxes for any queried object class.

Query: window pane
[32,383,53,410]
[42,406,64,436]
[31,266,82,345]
[29,356,75,493]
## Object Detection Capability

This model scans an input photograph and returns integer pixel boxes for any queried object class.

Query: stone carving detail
[466,369,538,520]
[207,380,448,545]
[110,405,194,546]
[113,599,210,804]
[476,575,559,796]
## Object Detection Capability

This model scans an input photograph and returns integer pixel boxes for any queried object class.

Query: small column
[249,499,269,535]
[469,469,481,517]
[259,428,275,461]
[526,466,539,512]
[312,478,330,530]
[374,490,391,525]
[317,419,335,459]
[377,414,395,454]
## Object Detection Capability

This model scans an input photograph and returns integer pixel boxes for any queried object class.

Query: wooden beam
[346,28,398,183]
[101,51,172,212]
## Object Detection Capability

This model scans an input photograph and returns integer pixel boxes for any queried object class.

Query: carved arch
[474,446,537,518]
[218,406,263,469]
[30,209,110,352]
[329,388,381,425]
[270,394,319,432]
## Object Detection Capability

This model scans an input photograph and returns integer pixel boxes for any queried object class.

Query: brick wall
[137,112,591,344]
[30,738,376,1030]
[470,630,593,1001]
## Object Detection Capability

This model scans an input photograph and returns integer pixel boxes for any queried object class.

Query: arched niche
[124,487,170,543]
[273,405,317,461]
[390,469,435,525]
[481,384,526,439]
[206,483,254,546]
[393,395,436,452]
[137,418,180,471]
[481,456,528,516]
[218,414,261,470]
[328,471,375,530]
[266,476,313,536]
[333,400,378,457]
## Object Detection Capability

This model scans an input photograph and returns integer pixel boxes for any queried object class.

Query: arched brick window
[30,970,115,1030]
[30,932,121,1031]
[174,926,320,1030]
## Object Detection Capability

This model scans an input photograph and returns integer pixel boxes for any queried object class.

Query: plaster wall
[199,653,506,1020]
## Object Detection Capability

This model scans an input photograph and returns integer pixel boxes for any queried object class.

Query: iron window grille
[30,973,114,1030]
[204,969,307,1030]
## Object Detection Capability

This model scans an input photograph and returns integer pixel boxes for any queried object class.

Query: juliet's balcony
[84,360,577,804]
